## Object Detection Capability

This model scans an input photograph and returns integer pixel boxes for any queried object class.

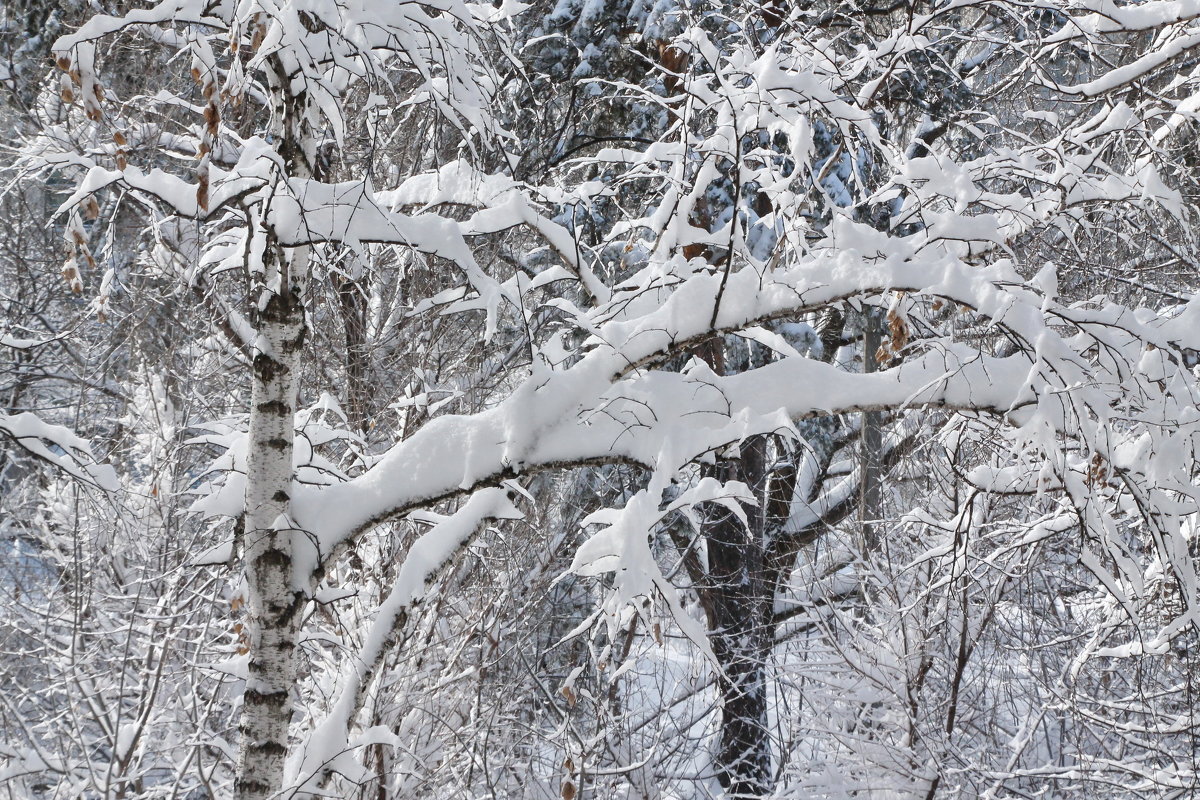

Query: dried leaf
[61,260,81,294]
[251,17,267,51]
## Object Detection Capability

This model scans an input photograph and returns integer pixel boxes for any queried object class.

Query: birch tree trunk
[234,52,316,800]
[234,255,307,800]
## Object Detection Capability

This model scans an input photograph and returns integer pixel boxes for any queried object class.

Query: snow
[18,0,1200,797]
[288,488,520,793]
[0,412,118,492]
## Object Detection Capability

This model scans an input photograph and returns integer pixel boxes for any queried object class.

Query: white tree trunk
[234,257,308,800]
[231,42,322,798]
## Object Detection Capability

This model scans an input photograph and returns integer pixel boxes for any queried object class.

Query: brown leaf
[657,42,689,96]
[887,309,909,352]
[760,0,786,29]
[196,181,209,212]
[251,16,267,51]
[204,103,221,137]
[61,261,81,294]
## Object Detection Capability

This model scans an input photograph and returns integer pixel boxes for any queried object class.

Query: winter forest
[7,0,1200,798]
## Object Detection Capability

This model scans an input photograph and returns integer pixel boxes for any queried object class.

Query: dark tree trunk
[860,310,883,551]
[699,437,774,798]
[337,276,371,433]
[707,531,772,797]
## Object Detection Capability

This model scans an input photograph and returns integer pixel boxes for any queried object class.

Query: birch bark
[233,54,316,800]
[234,257,307,800]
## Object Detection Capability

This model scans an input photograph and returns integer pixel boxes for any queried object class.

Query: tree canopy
[4,0,1200,798]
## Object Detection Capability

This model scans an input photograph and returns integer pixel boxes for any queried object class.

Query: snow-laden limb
[295,233,1200,557]
[569,478,751,661]
[0,412,118,492]
[286,488,520,795]
[37,150,518,333]
[33,151,571,338]
[385,160,612,302]
[1039,30,1200,98]
[293,341,1028,555]
[0,333,65,350]
[1044,0,1200,40]
[52,0,508,144]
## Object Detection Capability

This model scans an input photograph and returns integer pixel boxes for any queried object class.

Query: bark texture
[698,437,774,798]
[234,272,307,800]
[233,51,317,800]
